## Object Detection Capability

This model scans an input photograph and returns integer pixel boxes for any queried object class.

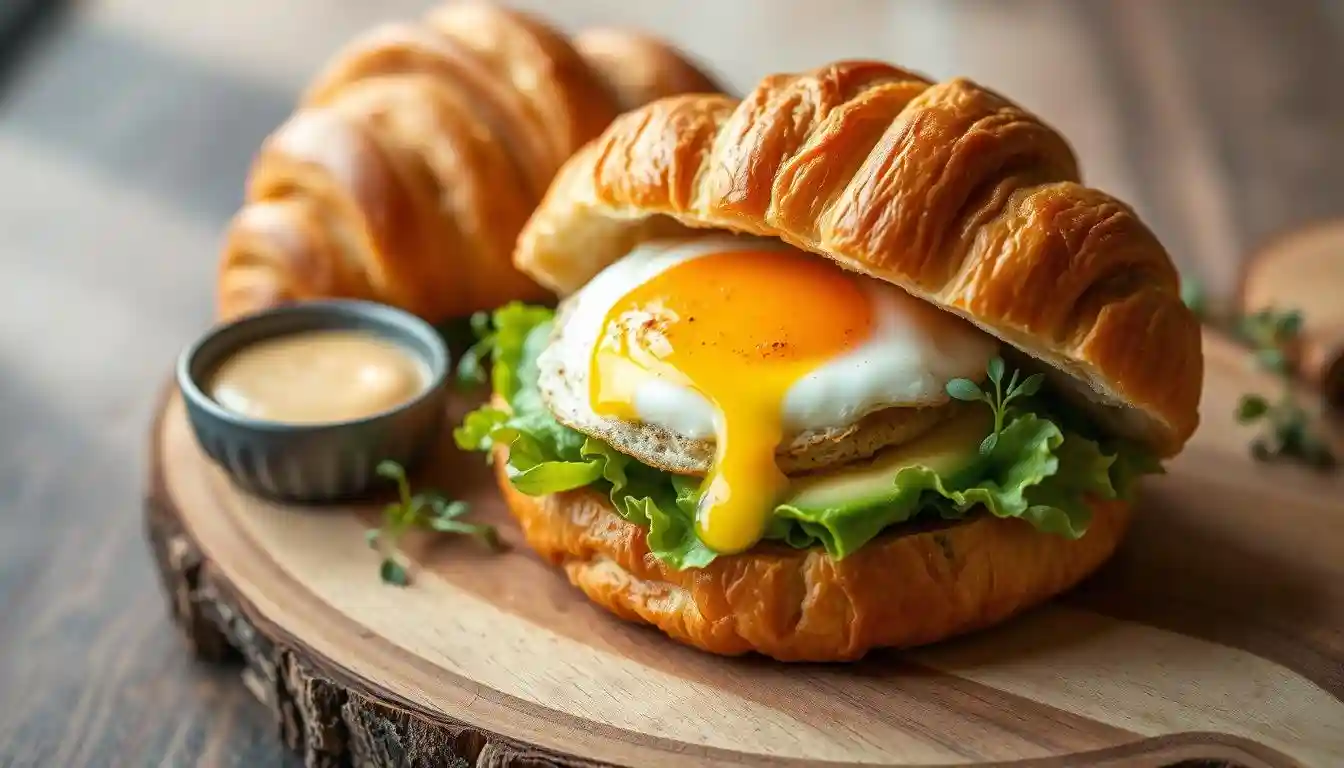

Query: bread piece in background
[573,27,725,111]
[216,0,723,325]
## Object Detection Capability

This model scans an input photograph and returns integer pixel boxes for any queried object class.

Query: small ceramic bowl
[176,300,450,502]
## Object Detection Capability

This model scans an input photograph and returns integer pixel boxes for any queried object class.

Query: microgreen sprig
[1180,275,1336,471]
[366,460,503,586]
[1232,307,1335,470]
[945,357,1044,456]
[1236,307,1303,375]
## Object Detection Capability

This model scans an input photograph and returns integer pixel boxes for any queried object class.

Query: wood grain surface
[144,329,1344,767]
[5,0,1344,765]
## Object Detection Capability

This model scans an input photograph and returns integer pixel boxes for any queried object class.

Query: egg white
[536,234,1000,441]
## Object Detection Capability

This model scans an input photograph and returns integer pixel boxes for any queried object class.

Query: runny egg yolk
[589,247,875,554]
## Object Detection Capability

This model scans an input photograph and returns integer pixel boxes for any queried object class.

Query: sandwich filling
[456,235,1163,569]
[580,237,997,553]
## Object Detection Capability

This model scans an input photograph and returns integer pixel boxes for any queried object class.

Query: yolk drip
[590,247,875,554]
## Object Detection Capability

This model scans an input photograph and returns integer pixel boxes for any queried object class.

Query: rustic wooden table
[2,0,1342,765]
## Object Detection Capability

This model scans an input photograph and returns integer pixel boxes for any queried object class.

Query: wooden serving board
[144,329,1344,768]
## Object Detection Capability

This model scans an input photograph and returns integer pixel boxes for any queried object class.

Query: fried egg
[536,234,999,554]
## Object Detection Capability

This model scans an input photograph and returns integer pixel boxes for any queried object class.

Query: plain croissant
[216,1,722,324]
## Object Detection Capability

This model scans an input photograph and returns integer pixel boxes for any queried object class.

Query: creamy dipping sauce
[208,329,429,424]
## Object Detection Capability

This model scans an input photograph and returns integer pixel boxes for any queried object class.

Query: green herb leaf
[1275,310,1303,340]
[1236,394,1269,423]
[377,460,413,517]
[1256,348,1288,374]
[1180,277,1206,318]
[945,379,983,402]
[1223,302,1336,473]
[376,460,405,483]
[426,517,470,534]
[987,357,1005,386]
[470,310,493,339]
[428,517,503,550]
[367,461,503,585]
[951,361,1050,466]
[1014,373,1045,398]
[407,493,435,522]
[979,432,999,456]
[431,499,470,520]
[379,558,409,586]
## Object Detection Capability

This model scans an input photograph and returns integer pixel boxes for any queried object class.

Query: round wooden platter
[144,329,1344,768]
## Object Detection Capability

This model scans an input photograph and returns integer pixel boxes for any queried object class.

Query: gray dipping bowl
[177,300,450,503]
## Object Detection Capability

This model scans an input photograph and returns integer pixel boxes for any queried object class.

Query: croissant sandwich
[216,1,722,324]
[454,60,1204,661]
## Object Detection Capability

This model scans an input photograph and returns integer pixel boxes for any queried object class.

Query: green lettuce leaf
[767,413,1115,558]
[454,303,1165,571]
[1107,441,1167,498]
[456,301,554,400]
[453,406,510,457]
[454,308,718,570]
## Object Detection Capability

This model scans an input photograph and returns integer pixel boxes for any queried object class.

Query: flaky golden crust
[572,28,725,112]
[424,2,620,180]
[513,61,1203,456]
[216,2,723,324]
[493,446,1132,661]
[300,21,556,200]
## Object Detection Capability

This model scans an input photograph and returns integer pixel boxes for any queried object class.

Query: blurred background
[2,0,1342,765]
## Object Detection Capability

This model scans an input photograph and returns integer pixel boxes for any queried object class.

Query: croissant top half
[513,60,1203,456]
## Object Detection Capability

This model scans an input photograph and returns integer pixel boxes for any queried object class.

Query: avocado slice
[783,405,992,514]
